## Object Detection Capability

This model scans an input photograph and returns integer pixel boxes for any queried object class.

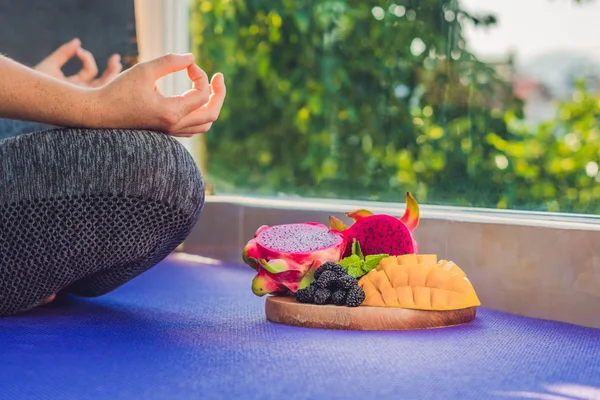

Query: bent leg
[0,128,204,316]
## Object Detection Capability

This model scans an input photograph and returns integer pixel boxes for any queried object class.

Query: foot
[39,294,56,306]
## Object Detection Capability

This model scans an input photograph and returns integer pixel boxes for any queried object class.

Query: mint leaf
[364,254,388,271]
[340,251,366,278]
[351,239,364,259]
[339,254,361,268]
[340,252,391,279]
[347,266,364,278]
[357,254,389,276]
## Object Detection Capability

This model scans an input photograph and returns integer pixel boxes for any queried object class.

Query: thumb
[143,53,196,80]
[47,38,81,66]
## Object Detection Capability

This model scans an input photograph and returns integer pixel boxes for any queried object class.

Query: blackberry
[315,271,338,289]
[313,287,331,305]
[295,285,316,304]
[335,275,358,290]
[345,285,365,307]
[331,289,347,306]
[330,264,349,277]
[314,262,347,280]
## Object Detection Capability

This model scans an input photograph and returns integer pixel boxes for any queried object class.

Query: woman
[0,39,226,316]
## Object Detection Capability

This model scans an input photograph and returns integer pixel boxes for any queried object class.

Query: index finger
[75,48,99,82]
[170,73,226,131]
[176,65,211,114]
[145,53,195,80]
[46,38,81,66]
[187,64,209,91]
[193,72,226,117]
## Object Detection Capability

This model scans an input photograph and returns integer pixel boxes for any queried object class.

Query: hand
[93,53,226,135]
[34,38,123,87]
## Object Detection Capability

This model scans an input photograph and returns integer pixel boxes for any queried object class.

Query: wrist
[78,85,134,130]
[71,87,106,129]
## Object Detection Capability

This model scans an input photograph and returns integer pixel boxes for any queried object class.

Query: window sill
[182,194,600,329]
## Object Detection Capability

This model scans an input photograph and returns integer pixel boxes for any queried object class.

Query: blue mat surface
[1,256,600,400]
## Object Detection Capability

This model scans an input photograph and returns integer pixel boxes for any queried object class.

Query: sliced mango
[357,255,480,311]
[377,256,398,272]
[395,286,415,307]
[380,262,396,281]
[413,286,432,309]
[438,260,466,278]
[425,268,451,290]
[370,269,393,292]
[361,279,385,306]
[389,266,409,287]
[417,254,438,264]
[449,276,471,294]
[396,254,418,265]
[381,287,400,307]
[407,264,431,287]
[431,288,450,310]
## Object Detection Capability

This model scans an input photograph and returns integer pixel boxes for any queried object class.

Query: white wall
[134,0,195,150]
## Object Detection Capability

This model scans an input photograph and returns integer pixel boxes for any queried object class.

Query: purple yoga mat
[1,256,599,399]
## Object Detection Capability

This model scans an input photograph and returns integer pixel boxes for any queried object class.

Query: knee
[0,128,205,223]
[0,128,205,310]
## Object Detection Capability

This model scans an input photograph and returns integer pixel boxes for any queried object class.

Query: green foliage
[492,81,600,213]
[191,0,600,215]
[339,240,387,278]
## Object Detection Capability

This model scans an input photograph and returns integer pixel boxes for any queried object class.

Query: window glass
[192,0,600,214]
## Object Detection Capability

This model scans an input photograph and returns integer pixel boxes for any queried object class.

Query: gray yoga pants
[0,119,205,316]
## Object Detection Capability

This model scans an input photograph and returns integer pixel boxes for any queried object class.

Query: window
[190,0,600,216]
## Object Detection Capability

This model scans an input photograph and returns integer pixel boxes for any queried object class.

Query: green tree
[191,0,600,215]
[489,81,600,213]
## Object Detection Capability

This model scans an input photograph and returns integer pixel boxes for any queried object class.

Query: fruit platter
[242,193,480,331]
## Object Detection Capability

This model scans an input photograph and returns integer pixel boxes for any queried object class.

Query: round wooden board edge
[265,296,477,331]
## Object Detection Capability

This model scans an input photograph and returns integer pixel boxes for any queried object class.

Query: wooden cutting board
[265,296,477,331]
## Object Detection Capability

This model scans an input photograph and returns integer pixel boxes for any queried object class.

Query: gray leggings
[0,119,205,316]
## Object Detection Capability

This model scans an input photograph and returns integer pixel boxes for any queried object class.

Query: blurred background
[191,0,600,216]
[2,0,600,215]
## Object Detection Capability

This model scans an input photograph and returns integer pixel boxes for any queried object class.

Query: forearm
[0,55,97,127]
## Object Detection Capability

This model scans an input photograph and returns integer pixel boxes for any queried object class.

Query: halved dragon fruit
[329,192,420,258]
[242,223,347,296]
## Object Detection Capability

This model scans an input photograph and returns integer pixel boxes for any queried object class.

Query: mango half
[357,254,480,311]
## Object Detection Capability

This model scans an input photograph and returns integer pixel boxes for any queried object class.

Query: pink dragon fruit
[242,223,347,296]
[328,192,420,258]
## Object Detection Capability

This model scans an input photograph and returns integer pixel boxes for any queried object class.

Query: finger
[93,54,123,87]
[172,122,213,135]
[75,48,99,82]
[187,63,210,91]
[170,73,226,131]
[175,64,211,114]
[169,133,195,138]
[44,38,81,67]
[190,72,226,116]
[143,53,195,80]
